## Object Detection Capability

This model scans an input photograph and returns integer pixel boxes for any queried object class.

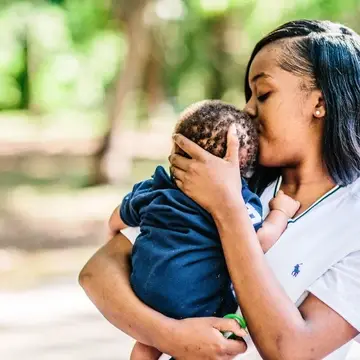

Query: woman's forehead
[248,45,283,81]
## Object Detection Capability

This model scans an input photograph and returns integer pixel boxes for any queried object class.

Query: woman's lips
[257,121,264,134]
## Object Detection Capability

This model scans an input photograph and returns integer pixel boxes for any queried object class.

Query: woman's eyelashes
[257,92,270,103]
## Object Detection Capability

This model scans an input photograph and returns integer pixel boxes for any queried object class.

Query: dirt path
[0,277,135,360]
[1,249,359,360]
[1,277,360,360]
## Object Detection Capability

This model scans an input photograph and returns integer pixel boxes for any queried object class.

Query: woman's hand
[169,125,243,215]
[162,317,247,360]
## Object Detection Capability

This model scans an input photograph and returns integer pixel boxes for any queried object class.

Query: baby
[109,100,300,360]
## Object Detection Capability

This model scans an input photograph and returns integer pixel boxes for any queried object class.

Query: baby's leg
[130,341,162,360]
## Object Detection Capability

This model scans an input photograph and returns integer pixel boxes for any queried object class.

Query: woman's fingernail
[231,124,237,135]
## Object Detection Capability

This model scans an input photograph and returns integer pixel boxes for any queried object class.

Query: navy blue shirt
[121,166,262,319]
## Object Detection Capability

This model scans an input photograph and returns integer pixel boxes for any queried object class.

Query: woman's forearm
[79,234,175,349]
[213,200,307,360]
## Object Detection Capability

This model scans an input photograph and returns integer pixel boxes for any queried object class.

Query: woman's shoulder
[314,177,360,253]
[346,175,360,200]
[339,176,360,214]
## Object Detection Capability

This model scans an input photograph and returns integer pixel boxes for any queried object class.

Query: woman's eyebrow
[250,72,272,83]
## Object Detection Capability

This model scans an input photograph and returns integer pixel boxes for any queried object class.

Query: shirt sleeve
[308,250,360,332]
[120,227,141,245]
[119,178,153,227]
[241,179,263,230]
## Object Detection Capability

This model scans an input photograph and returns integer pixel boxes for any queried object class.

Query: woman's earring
[315,110,321,117]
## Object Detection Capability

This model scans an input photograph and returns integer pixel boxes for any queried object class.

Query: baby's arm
[108,205,128,239]
[257,190,300,253]
[108,178,154,240]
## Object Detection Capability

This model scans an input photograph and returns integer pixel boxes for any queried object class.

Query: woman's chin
[258,141,283,167]
[258,154,281,168]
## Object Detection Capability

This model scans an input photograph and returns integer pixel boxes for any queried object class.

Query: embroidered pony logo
[291,263,303,277]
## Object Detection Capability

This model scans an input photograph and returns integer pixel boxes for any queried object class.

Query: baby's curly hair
[174,100,258,177]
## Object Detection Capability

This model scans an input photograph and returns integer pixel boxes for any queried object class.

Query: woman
[79,20,360,359]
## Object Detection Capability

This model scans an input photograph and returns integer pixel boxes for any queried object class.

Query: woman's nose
[243,99,257,119]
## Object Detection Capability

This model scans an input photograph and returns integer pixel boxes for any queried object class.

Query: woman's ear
[312,90,326,118]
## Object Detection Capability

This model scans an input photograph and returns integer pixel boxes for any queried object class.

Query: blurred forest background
[1,0,360,359]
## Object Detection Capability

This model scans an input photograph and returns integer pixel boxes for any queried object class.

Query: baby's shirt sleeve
[119,178,153,227]
[308,250,360,334]
[241,179,263,231]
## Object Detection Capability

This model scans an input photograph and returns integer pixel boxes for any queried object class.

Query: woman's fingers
[222,337,248,357]
[171,166,186,182]
[173,134,209,161]
[171,167,186,191]
[169,153,192,171]
[174,179,184,191]
[224,124,240,164]
[211,317,248,357]
[211,317,247,338]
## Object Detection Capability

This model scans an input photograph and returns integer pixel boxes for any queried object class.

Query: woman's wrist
[151,316,179,352]
[211,194,246,223]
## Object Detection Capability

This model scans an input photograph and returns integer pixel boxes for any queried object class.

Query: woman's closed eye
[257,92,270,102]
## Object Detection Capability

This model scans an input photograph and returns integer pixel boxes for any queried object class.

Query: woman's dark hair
[246,20,360,194]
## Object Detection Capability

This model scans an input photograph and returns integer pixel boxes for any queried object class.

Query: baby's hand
[269,190,300,218]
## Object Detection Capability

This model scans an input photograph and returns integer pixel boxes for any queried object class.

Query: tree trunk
[26,22,43,114]
[143,32,166,117]
[88,1,153,185]
[206,15,227,100]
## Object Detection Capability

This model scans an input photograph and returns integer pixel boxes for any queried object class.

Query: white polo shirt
[237,176,360,360]
[122,176,360,360]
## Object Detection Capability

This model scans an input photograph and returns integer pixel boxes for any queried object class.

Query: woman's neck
[281,158,335,191]
[279,135,336,189]
[282,169,334,190]
[280,161,336,215]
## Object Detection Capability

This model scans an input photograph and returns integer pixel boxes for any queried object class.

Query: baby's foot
[131,341,162,360]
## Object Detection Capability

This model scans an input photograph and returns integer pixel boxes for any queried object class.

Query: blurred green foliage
[0,0,124,111]
[0,0,359,112]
